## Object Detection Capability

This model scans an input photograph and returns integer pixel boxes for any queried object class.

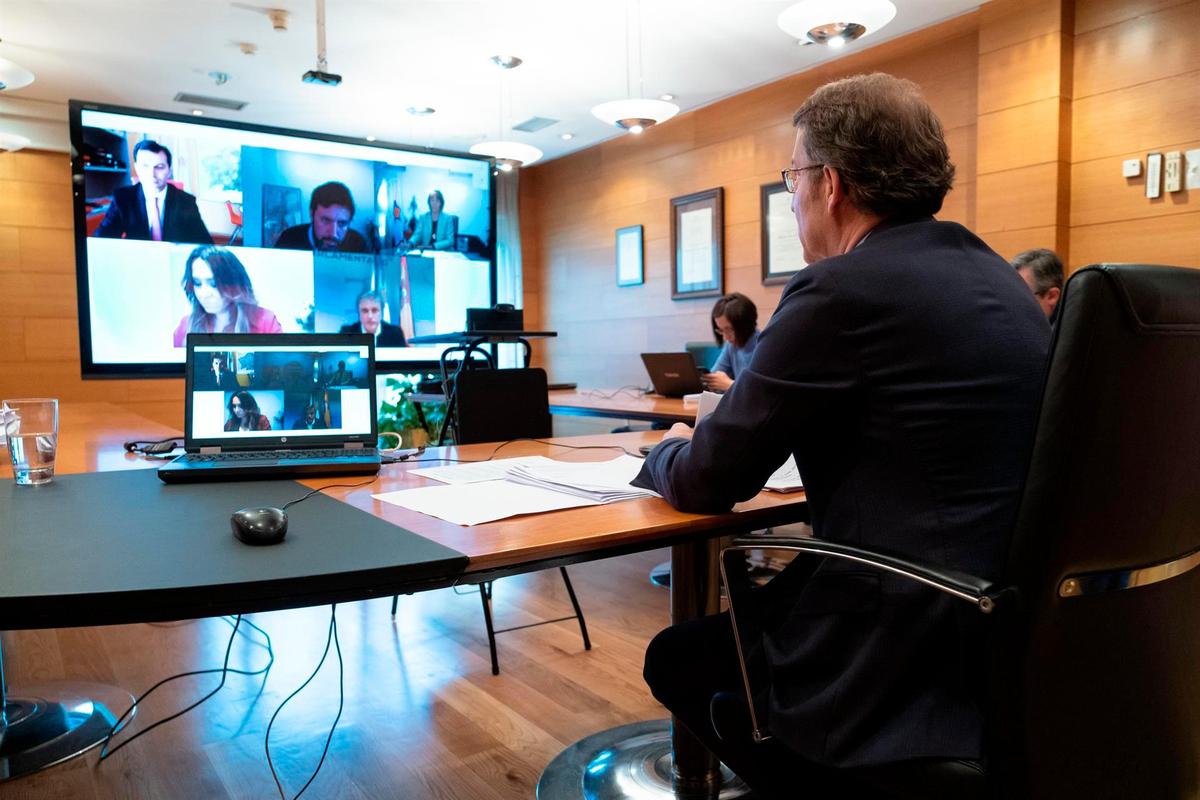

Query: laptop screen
[185,334,377,450]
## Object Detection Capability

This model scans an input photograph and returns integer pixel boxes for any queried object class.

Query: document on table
[694,390,803,491]
[409,455,558,485]
[373,480,601,526]
[375,454,657,525]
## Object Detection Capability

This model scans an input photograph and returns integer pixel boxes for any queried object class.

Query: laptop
[640,352,707,398]
[158,333,382,483]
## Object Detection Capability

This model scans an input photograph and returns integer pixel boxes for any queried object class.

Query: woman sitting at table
[224,390,272,432]
[702,293,760,393]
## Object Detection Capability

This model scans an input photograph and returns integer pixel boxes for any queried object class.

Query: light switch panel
[1164,151,1182,193]
[1146,152,1162,199]
[1186,149,1200,191]
[1122,158,1142,178]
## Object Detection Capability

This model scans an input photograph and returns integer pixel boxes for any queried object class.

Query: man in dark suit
[291,405,327,430]
[636,73,1050,796]
[1013,247,1064,322]
[194,353,239,392]
[338,289,407,346]
[273,181,370,253]
[94,140,213,245]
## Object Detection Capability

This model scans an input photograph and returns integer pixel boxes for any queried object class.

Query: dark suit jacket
[338,321,407,347]
[94,183,213,244]
[193,368,239,392]
[274,224,369,253]
[635,217,1050,768]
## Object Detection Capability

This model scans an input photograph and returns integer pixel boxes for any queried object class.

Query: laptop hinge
[200,446,222,454]
[344,442,364,450]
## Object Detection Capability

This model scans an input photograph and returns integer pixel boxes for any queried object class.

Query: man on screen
[273,182,369,253]
[194,353,239,391]
[339,290,407,346]
[95,140,213,245]
[291,404,326,430]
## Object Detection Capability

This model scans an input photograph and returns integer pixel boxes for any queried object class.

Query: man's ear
[824,166,845,213]
[1045,285,1062,310]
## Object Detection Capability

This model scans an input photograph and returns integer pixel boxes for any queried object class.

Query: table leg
[535,535,751,799]
[0,634,134,782]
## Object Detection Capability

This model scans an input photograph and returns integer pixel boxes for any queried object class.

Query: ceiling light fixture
[0,52,34,92]
[406,106,436,116]
[490,54,523,69]
[365,135,377,142]
[560,132,575,141]
[0,132,31,152]
[777,0,896,47]
[591,1,678,134]
[191,109,205,116]
[469,55,542,170]
[658,93,675,101]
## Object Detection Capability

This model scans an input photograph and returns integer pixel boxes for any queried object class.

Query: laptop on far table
[158,333,382,483]
[640,352,707,398]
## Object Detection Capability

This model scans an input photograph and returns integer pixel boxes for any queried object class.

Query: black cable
[280,477,380,512]
[581,385,649,400]
[98,614,274,761]
[266,604,344,800]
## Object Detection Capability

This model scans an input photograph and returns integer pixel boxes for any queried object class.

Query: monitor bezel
[184,332,378,451]
[70,99,498,379]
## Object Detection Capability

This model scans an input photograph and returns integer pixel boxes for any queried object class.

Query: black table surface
[0,470,468,629]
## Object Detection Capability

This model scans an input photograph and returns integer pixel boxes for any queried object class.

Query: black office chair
[718,264,1200,798]
[392,367,591,675]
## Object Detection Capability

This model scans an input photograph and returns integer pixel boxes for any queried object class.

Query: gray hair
[1012,248,1064,295]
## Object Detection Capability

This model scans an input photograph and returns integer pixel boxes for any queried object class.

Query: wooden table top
[547,388,698,424]
[5,402,808,579]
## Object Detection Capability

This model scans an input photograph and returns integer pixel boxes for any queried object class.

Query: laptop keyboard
[179,449,379,463]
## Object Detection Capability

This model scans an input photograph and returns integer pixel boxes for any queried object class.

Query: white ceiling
[0,0,983,160]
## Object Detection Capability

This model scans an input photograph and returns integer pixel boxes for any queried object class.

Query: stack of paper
[505,454,659,502]
[764,455,804,492]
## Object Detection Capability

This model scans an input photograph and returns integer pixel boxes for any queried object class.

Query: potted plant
[378,374,443,448]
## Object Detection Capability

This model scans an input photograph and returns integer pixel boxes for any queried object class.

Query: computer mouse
[231,506,289,546]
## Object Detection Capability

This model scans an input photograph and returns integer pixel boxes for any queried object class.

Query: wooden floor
[0,549,674,799]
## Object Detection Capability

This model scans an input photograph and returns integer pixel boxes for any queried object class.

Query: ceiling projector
[302,69,341,86]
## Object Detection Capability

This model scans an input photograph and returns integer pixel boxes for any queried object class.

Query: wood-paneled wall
[520,15,981,389]
[0,150,183,427]
[1069,0,1200,270]
[522,0,1200,391]
[2,0,1196,415]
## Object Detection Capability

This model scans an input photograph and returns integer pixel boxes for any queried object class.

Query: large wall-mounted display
[71,100,496,377]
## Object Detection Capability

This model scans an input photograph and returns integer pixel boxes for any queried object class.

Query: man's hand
[662,422,695,442]
[700,370,734,393]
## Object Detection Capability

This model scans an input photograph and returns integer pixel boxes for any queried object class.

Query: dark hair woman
[173,246,283,346]
[703,292,760,393]
[223,390,272,431]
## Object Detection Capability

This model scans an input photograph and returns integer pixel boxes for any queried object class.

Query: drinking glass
[3,398,59,485]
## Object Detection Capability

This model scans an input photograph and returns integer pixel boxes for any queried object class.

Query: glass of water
[3,398,59,485]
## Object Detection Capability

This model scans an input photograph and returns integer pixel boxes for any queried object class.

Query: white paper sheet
[409,455,558,485]
[694,387,803,491]
[506,454,659,501]
[679,207,714,286]
[372,480,601,526]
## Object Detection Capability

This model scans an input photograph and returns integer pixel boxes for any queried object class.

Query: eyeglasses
[781,164,824,193]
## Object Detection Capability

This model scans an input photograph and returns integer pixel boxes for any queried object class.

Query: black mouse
[231,506,288,546]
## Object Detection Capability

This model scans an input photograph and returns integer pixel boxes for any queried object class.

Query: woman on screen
[409,189,458,251]
[224,390,272,432]
[172,246,283,346]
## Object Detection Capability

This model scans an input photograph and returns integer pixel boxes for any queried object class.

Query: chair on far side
[391,367,591,675]
[719,263,1200,798]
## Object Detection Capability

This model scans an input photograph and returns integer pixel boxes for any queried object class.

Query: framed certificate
[670,187,724,300]
[615,224,644,287]
[760,181,807,284]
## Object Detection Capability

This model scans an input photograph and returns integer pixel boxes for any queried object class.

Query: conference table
[547,388,696,426]
[0,402,809,798]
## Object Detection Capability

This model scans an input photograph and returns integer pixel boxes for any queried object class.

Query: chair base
[1,683,132,781]
[537,719,750,799]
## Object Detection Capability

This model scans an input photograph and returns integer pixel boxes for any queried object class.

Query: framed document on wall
[615,225,644,287]
[670,187,724,300]
[760,181,807,284]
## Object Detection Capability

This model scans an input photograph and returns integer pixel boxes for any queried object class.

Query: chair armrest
[730,535,1009,613]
